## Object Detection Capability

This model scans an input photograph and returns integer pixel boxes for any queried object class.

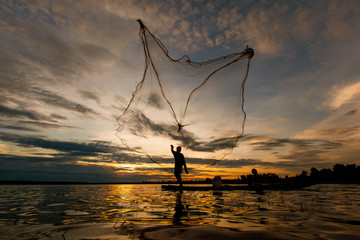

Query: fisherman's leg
[175,173,182,187]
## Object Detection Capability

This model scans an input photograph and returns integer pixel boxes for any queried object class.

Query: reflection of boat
[161,182,314,191]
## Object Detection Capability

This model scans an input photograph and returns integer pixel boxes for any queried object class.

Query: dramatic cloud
[147,93,164,109]
[31,87,99,117]
[127,110,238,152]
[0,120,77,132]
[79,90,102,105]
[1,0,360,181]
[0,104,44,121]
[0,132,117,156]
[328,81,360,109]
[301,126,360,139]
[250,136,344,153]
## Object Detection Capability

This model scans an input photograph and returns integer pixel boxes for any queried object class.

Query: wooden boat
[161,182,313,191]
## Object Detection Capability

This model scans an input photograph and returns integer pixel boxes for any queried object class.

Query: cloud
[0,120,78,132]
[214,158,320,170]
[0,132,156,166]
[276,116,289,121]
[249,135,344,151]
[50,113,68,120]
[0,123,36,132]
[0,1,138,96]
[298,80,360,141]
[328,81,360,109]
[77,43,117,63]
[215,158,276,168]
[126,110,239,152]
[323,1,360,39]
[345,109,357,116]
[278,148,326,163]
[147,93,164,109]
[301,126,360,139]
[6,24,84,81]
[18,120,78,130]
[0,88,92,131]
[0,104,44,121]
[319,141,343,150]
[0,154,154,182]
[249,138,298,151]
[0,132,119,157]
[79,90,102,105]
[245,135,348,168]
[31,87,99,117]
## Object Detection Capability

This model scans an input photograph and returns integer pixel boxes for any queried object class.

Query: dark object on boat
[161,182,314,191]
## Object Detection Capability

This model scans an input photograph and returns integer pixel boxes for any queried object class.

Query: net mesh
[116,19,254,167]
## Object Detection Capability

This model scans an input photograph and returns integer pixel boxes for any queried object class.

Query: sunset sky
[1,0,360,182]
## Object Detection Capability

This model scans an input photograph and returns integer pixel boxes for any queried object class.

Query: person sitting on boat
[250,168,264,194]
[171,145,189,187]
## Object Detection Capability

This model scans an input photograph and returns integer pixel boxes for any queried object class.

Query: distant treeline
[241,163,360,184]
[308,163,360,183]
[1,164,359,185]
[147,163,360,184]
[242,163,360,184]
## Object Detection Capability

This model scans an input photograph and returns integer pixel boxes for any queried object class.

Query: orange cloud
[328,81,360,109]
[301,126,360,139]
[276,116,289,122]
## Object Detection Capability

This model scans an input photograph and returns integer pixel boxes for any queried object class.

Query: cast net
[116,19,254,168]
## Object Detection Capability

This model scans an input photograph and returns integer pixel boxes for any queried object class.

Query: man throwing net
[171,145,189,187]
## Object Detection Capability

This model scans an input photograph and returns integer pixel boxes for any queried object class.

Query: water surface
[0,184,359,239]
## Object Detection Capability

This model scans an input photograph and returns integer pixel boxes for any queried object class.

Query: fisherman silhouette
[171,145,189,187]
[249,168,264,194]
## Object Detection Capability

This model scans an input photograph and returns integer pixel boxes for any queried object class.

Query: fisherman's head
[176,146,181,152]
[252,169,257,175]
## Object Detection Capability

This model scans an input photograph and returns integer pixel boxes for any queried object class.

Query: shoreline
[1,180,359,185]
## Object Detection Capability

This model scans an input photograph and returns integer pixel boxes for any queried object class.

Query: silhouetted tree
[262,173,281,183]
[320,168,333,182]
[333,164,346,180]
[310,167,320,180]
[333,164,359,182]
